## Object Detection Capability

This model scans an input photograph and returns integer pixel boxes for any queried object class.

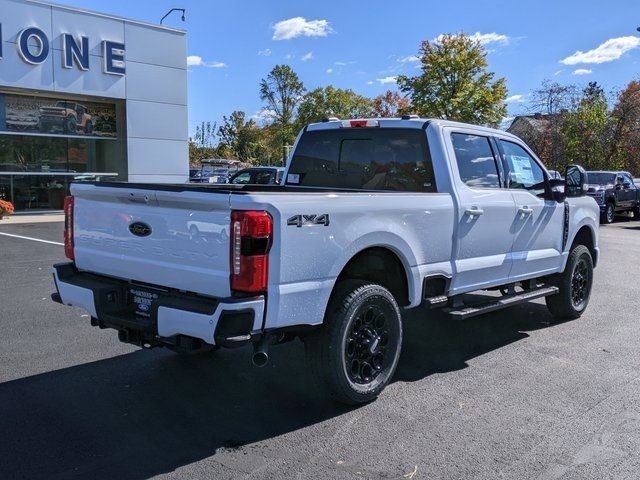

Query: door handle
[518,206,534,215]
[464,207,484,217]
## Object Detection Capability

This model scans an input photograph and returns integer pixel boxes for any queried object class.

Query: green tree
[397,33,507,127]
[296,86,374,128]
[192,121,217,148]
[259,65,305,161]
[561,82,613,170]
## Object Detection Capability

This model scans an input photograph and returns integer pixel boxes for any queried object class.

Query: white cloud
[272,17,333,41]
[187,55,226,68]
[326,68,333,74]
[398,55,420,63]
[301,52,314,62]
[434,32,509,46]
[252,108,276,121]
[334,61,356,66]
[561,36,640,65]
[505,94,525,103]
[284,53,293,60]
[258,48,272,56]
[377,76,398,85]
[572,68,593,75]
[553,69,564,76]
[469,32,510,45]
[367,81,374,85]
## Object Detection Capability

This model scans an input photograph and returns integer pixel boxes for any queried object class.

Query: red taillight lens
[63,195,75,260]
[230,210,272,294]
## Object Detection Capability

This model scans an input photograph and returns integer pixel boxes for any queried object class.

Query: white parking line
[0,231,64,246]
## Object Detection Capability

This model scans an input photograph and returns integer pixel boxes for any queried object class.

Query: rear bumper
[52,263,265,347]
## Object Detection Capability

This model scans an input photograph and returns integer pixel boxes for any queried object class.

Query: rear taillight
[63,195,74,260]
[230,210,273,294]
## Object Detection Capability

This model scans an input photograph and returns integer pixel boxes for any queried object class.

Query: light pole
[160,8,186,25]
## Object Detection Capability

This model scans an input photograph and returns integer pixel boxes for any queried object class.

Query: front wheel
[546,245,594,320]
[304,281,403,405]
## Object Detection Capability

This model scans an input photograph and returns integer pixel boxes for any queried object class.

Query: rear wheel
[602,202,615,224]
[545,244,593,320]
[304,281,403,405]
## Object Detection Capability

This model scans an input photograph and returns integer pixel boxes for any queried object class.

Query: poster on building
[0,93,117,138]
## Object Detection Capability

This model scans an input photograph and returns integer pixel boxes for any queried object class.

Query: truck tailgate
[71,183,232,298]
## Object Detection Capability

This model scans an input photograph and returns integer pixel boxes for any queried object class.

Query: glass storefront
[0,91,127,211]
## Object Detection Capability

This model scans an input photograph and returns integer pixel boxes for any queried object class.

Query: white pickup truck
[52,118,599,404]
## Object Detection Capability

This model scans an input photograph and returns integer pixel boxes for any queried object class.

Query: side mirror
[623,181,632,189]
[548,178,566,202]
[565,165,587,197]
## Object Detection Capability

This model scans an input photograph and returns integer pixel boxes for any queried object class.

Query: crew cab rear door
[445,128,516,293]
[495,138,565,280]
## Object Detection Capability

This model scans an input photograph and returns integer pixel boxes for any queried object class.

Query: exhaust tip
[252,351,269,368]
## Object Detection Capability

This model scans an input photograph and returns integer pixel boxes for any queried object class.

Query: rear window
[287,128,436,192]
[587,172,616,185]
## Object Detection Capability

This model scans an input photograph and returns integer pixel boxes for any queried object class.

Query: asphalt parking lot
[1,218,640,479]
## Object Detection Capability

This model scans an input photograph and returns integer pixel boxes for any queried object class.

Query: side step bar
[445,286,559,320]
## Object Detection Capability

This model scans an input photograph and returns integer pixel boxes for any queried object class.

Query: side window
[232,172,252,184]
[451,133,501,189]
[499,140,546,196]
[624,174,634,187]
[253,171,273,184]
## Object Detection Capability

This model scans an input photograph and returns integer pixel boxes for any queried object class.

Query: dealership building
[0,0,188,211]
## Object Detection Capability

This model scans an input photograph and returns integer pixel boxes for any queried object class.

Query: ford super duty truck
[52,118,599,404]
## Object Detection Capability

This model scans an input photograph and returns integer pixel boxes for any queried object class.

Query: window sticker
[287,173,300,184]
[510,155,535,185]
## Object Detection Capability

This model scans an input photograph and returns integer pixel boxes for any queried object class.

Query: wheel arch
[570,225,598,267]
[333,246,413,307]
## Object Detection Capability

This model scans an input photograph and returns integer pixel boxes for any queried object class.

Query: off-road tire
[304,280,403,405]
[65,116,77,134]
[545,245,593,320]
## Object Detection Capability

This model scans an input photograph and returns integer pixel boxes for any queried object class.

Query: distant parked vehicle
[229,167,285,185]
[585,171,640,223]
[189,159,243,184]
[38,101,93,134]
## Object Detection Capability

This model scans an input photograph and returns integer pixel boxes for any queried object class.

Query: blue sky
[61,0,640,134]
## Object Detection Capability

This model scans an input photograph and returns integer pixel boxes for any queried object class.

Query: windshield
[587,172,616,185]
[287,128,436,192]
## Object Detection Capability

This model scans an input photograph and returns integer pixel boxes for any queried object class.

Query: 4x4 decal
[287,214,330,228]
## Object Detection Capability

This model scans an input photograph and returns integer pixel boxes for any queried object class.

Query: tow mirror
[565,165,587,197]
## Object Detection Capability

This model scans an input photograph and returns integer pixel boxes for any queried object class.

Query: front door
[446,129,517,294]
[497,139,565,280]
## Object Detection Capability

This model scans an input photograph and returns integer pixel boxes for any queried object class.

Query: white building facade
[0,0,188,211]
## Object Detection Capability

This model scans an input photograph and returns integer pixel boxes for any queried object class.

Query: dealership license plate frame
[129,287,160,318]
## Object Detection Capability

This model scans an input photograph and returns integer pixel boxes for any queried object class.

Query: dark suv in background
[586,171,639,223]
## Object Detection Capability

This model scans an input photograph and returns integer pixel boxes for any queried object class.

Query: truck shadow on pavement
[0,300,561,480]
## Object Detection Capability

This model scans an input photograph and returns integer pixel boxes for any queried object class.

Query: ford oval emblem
[129,221,152,237]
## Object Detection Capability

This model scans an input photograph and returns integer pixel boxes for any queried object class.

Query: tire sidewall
[605,203,615,223]
[566,246,594,315]
[330,284,403,402]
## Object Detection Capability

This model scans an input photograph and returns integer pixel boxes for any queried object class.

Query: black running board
[445,286,559,320]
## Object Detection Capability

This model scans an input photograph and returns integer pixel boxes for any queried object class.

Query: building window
[0,92,125,211]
